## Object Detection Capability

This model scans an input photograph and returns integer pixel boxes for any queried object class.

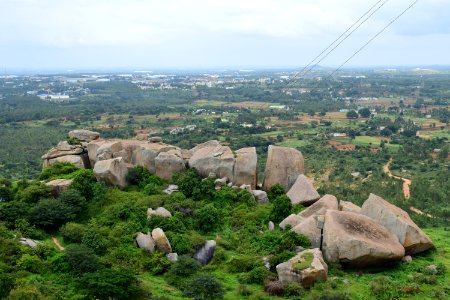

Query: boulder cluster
[42,130,435,289]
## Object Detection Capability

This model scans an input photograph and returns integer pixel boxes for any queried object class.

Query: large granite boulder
[322,210,405,267]
[193,240,216,265]
[147,207,172,218]
[44,154,87,169]
[87,140,122,165]
[286,175,320,206]
[132,143,178,173]
[276,248,328,288]
[292,216,323,248]
[233,147,257,189]
[43,141,84,159]
[155,150,185,181]
[339,201,361,214]
[280,194,338,230]
[151,228,172,254]
[189,141,235,180]
[263,145,304,191]
[93,157,129,188]
[135,232,155,253]
[361,194,434,254]
[69,129,100,142]
[252,190,269,204]
[46,178,73,196]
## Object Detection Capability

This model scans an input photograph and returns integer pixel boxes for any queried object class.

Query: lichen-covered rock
[233,147,257,189]
[339,201,361,214]
[263,145,304,191]
[322,210,405,267]
[93,157,129,188]
[135,233,155,253]
[69,129,100,142]
[147,207,172,218]
[361,193,434,254]
[276,248,328,288]
[151,228,172,254]
[193,240,216,265]
[286,174,320,206]
[155,150,185,181]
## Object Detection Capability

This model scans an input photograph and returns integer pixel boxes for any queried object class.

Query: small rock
[402,255,412,263]
[147,207,172,218]
[262,257,271,270]
[167,253,178,262]
[215,177,227,190]
[193,240,216,265]
[18,238,38,248]
[240,184,252,192]
[253,190,269,204]
[151,228,172,254]
[164,185,179,195]
[268,221,275,231]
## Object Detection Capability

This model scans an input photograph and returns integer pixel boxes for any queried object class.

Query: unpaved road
[383,158,411,199]
[52,237,65,251]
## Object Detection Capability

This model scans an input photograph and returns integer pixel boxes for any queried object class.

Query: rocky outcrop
[69,129,100,142]
[155,150,185,181]
[361,194,434,254]
[233,147,257,189]
[93,157,129,188]
[42,141,90,169]
[151,228,172,254]
[135,232,155,253]
[147,207,172,218]
[46,178,73,196]
[276,248,328,288]
[263,145,304,191]
[339,201,361,214]
[322,210,405,267]
[286,175,320,206]
[193,240,216,265]
[189,141,235,180]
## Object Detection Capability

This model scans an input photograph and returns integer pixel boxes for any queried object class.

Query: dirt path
[52,237,65,251]
[383,158,411,199]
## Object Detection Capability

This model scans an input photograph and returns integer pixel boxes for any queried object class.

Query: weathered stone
[189,141,235,180]
[135,233,155,253]
[339,201,361,214]
[149,136,163,143]
[46,179,73,196]
[93,157,129,188]
[286,175,320,206]
[167,253,178,262]
[193,240,216,265]
[263,145,304,191]
[214,177,227,190]
[402,255,412,263]
[164,185,179,195]
[292,216,323,248]
[42,143,84,160]
[253,190,269,204]
[87,140,122,165]
[96,141,123,161]
[151,228,172,254]
[268,221,275,231]
[69,129,100,142]
[147,207,172,218]
[361,193,434,254]
[322,210,405,267]
[18,238,38,248]
[234,147,257,189]
[276,248,328,288]
[46,155,86,168]
[279,214,303,230]
[155,151,185,181]
[240,184,252,193]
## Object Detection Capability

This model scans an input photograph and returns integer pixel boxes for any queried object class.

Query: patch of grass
[292,252,314,271]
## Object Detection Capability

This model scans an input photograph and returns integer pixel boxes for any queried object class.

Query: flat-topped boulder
[276,248,328,288]
[263,145,304,191]
[69,129,100,142]
[93,157,129,188]
[233,147,257,189]
[322,210,405,267]
[189,141,235,180]
[361,194,434,254]
[286,174,320,206]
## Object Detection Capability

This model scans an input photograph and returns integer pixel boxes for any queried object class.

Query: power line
[299,0,390,79]
[295,0,385,79]
[329,0,419,78]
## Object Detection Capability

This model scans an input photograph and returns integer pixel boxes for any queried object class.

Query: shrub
[183,275,225,300]
[17,254,45,273]
[369,276,401,300]
[269,195,292,223]
[126,165,151,187]
[236,190,256,206]
[60,222,87,243]
[0,273,15,299]
[238,266,271,284]
[71,169,97,200]
[173,168,201,197]
[39,162,79,180]
[192,178,216,201]
[78,268,140,300]
[194,204,222,233]
[81,227,107,255]
[228,256,259,273]
[237,284,252,297]
[268,184,285,201]
[165,255,201,288]
[283,282,305,297]
[6,284,44,300]
[15,182,52,204]
[278,231,311,251]
[147,214,187,234]
[143,251,171,275]
[0,202,31,228]
[265,280,286,296]
[59,189,87,216]
[29,199,75,229]
[269,251,296,270]
[64,244,101,274]
[0,178,13,202]
[143,183,161,196]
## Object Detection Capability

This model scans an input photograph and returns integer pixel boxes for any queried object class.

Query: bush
[81,227,107,255]
[194,204,222,233]
[278,231,311,251]
[269,251,296,270]
[143,251,172,275]
[369,276,401,300]
[59,189,87,216]
[268,184,285,201]
[15,182,52,204]
[265,280,286,296]
[147,214,187,234]
[143,183,161,195]
[283,282,305,297]
[236,190,256,206]
[71,169,98,200]
[60,222,87,243]
[237,284,252,297]
[269,195,292,223]
[0,273,15,299]
[17,254,45,273]
[173,168,201,198]
[165,255,201,288]
[78,268,140,300]
[0,202,31,228]
[238,266,271,284]
[0,178,13,202]
[126,165,151,187]
[183,275,225,300]
[39,162,80,180]
[6,284,44,300]
[29,199,75,229]
[64,244,101,274]
[228,256,259,273]
[192,178,216,201]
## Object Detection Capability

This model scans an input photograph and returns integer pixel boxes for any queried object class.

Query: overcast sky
[0,0,449,71]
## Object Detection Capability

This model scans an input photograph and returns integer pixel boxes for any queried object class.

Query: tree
[30,199,75,229]
[183,275,225,300]
[358,108,371,118]
[269,195,292,223]
[64,244,101,274]
[59,189,86,216]
[346,110,358,119]
[194,204,222,233]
